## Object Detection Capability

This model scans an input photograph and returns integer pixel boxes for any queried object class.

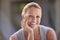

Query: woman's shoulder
[9,31,18,40]
[39,25,57,40]
[39,25,54,31]
[9,28,23,40]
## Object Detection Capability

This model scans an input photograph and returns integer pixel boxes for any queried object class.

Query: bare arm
[28,31,34,40]
[21,15,34,40]
[47,28,57,40]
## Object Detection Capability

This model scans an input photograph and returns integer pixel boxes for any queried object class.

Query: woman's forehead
[26,7,42,15]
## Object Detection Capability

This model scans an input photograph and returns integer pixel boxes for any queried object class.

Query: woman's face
[22,7,42,28]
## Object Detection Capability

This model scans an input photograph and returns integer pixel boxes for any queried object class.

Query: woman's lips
[30,23,36,25]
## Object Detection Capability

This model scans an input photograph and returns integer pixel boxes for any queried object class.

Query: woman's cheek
[37,19,40,24]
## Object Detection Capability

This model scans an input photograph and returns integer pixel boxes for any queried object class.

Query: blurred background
[0,0,60,40]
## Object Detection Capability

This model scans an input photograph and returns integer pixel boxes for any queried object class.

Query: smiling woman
[23,7,42,28]
[9,2,57,40]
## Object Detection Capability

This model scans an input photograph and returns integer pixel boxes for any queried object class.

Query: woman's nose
[32,17,36,23]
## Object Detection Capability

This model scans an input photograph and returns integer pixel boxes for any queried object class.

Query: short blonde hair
[21,2,42,16]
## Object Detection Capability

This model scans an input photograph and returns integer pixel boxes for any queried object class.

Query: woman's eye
[36,16,40,18]
[28,15,33,17]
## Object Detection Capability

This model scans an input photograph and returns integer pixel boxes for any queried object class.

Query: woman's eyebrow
[28,15,33,17]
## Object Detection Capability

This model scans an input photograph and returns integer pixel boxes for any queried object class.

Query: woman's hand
[21,16,34,40]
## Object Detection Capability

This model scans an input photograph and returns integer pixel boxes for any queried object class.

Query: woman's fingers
[21,16,33,33]
[21,16,27,29]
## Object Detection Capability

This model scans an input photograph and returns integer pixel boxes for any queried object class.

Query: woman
[9,2,57,40]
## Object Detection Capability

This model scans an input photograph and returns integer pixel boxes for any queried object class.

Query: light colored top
[12,25,52,40]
